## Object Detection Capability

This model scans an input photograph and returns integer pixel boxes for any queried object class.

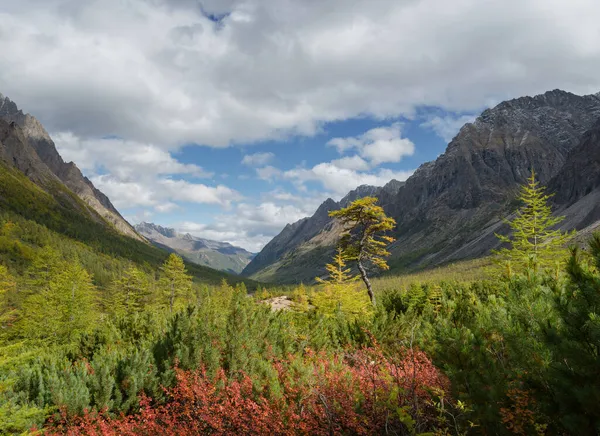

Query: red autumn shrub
[44,346,450,435]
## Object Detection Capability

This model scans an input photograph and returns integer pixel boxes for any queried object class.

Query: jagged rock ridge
[243,89,600,284]
[0,94,143,241]
[135,222,255,274]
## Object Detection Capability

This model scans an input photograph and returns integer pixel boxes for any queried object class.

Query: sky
[1,0,600,252]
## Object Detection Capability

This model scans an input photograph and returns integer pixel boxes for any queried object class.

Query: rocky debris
[260,295,308,312]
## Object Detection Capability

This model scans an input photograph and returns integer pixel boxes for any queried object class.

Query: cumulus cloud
[2,0,600,150]
[92,175,242,210]
[330,155,370,171]
[241,152,275,166]
[327,124,415,165]
[54,132,213,179]
[54,132,236,214]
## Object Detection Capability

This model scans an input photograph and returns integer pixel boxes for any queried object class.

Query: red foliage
[45,346,449,435]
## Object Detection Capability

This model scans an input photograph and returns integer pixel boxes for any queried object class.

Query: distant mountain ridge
[243,89,600,284]
[0,94,143,241]
[135,222,255,274]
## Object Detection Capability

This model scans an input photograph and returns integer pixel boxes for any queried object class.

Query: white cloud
[420,113,477,143]
[241,152,275,166]
[327,123,415,165]
[255,165,282,181]
[54,132,212,179]
[177,201,315,252]
[2,0,600,151]
[4,0,600,253]
[285,162,414,196]
[330,155,370,171]
[92,175,242,210]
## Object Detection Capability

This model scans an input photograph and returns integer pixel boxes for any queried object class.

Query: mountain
[135,222,255,274]
[549,117,600,239]
[243,89,600,284]
[0,95,256,287]
[241,180,403,282]
[0,94,143,241]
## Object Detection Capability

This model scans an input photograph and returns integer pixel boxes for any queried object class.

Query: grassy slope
[0,162,259,288]
[373,256,492,294]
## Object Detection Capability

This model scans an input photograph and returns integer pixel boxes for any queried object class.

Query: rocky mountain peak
[136,222,177,238]
[382,179,404,196]
[182,233,195,241]
[339,184,380,206]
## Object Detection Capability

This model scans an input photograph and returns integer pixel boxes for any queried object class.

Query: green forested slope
[0,161,257,287]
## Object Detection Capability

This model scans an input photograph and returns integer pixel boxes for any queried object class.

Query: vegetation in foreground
[0,175,599,434]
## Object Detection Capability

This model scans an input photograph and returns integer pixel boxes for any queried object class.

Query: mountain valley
[135,222,255,274]
[243,89,600,283]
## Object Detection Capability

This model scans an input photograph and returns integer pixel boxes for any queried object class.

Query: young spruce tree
[329,196,396,306]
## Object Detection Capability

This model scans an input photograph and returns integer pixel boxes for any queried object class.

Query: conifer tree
[316,247,356,285]
[108,265,151,317]
[159,254,192,314]
[24,246,64,293]
[542,235,600,433]
[19,261,98,342]
[313,248,371,319]
[494,171,572,277]
[329,197,396,306]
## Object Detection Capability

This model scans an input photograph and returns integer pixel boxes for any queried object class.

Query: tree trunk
[357,225,376,306]
[357,259,376,306]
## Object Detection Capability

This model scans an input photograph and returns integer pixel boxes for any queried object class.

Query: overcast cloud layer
[1,0,600,251]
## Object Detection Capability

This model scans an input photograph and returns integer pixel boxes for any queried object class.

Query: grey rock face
[383,89,600,266]
[549,118,600,232]
[244,89,600,283]
[0,94,143,242]
[135,222,255,274]
[0,119,57,183]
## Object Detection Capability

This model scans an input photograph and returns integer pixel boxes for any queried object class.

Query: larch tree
[19,261,98,343]
[494,170,572,278]
[314,247,371,319]
[159,254,193,314]
[329,196,396,306]
[108,265,151,317]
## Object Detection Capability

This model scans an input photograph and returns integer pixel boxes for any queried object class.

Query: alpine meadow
[2,1,600,435]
